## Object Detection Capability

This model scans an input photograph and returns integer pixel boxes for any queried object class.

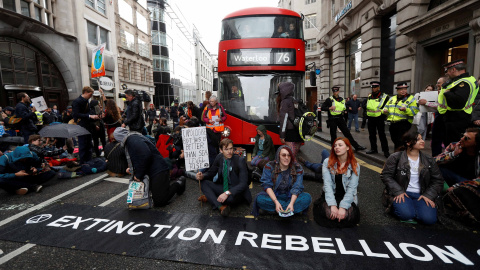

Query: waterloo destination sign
[228,48,296,66]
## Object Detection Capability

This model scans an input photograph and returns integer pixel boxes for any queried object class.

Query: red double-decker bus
[217,7,306,146]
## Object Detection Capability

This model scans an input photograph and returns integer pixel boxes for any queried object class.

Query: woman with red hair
[314,137,360,227]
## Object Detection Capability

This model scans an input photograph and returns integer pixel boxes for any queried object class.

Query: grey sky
[172,0,279,54]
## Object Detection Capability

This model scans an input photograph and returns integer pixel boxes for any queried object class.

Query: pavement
[314,112,433,164]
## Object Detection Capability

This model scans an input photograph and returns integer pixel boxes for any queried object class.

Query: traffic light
[310,71,316,86]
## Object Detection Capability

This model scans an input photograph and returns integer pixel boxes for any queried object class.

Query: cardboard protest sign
[182,127,209,171]
[416,91,438,113]
[31,96,48,111]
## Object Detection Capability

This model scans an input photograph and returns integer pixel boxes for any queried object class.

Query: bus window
[221,16,303,40]
[218,73,304,123]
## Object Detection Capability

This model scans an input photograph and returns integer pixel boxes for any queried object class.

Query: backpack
[289,99,318,141]
[142,91,151,103]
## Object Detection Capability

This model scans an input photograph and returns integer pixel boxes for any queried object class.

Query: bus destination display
[227,48,295,66]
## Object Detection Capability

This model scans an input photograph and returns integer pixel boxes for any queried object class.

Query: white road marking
[98,190,128,207]
[310,138,383,173]
[104,177,129,184]
[0,173,108,228]
[0,244,36,265]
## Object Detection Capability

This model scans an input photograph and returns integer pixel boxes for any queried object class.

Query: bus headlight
[222,126,231,137]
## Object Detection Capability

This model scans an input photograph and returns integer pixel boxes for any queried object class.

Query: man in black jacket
[122,90,145,134]
[145,103,157,134]
[15,92,38,144]
[196,138,252,216]
[113,127,186,207]
[72,86,99,164]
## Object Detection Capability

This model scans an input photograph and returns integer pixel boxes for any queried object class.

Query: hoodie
[278,82,295,139]
[0,146,40,179]
[252,125,275,161]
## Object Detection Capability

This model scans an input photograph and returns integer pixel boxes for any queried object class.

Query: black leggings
[150,170,181,207]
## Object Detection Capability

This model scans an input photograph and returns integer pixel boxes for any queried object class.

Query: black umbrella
[39,123,91,138]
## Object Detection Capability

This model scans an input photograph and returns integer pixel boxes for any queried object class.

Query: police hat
[332,86,340,92]
[67,106,72,109]
[396,82,409,89]
[370,81,380,88]
[442,59,464,72]
[174,100,179,104]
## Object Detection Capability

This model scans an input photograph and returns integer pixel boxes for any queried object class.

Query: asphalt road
[0,138,477,269]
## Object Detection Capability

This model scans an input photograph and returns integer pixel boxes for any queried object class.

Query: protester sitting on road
[296,150,330,182]
[435,128,479,187]
[196,138,252,217]
[313,138,360,228]
[252,145,311,217]
[42,107,58,126]
[114,127,186,207]
[186,101,202,121]
[0,145,56,195]
[381,128,444,225]
[150,118,159,138]
[250,125,275,179]
[442,176,480,226]
[28,135,67,162]
[104,134,128,177]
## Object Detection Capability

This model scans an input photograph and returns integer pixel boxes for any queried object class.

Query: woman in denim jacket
[314,137,360,228]
[252,145,311,216]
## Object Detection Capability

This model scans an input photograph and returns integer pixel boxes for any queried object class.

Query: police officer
[321,86,366,151]
[438,59,479,145]
[366,81,390,158]
[383,82,419,150]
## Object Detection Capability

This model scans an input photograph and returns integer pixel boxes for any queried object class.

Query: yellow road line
[310,138,383,173]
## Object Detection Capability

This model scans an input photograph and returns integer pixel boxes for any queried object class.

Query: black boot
[252,167,262,181]
[175,176,186,195]
[366,149,378,154]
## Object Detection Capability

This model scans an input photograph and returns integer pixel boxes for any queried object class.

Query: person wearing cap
[321,86,366,151]
[383,82,419,150]
[366,81,390,158]
[438,59,479,145]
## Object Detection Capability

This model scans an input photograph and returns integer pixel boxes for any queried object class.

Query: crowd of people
[0,58,479,229]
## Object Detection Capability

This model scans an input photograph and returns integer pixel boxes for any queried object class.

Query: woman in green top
[251,125,275,169]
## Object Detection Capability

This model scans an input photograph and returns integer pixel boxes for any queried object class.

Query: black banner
[0,204,479,269]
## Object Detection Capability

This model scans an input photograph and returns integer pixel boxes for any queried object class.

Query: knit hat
[113,127,129,144]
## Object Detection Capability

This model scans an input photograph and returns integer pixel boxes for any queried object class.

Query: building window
[304,14,316,29]
[119,0,133,24]
[21,0,30,17]
[305,0,316,4]
[34,6,41,21]
[138,39,150,58]
[2,0,16,11]
[85,0,105,15]
[120,29,135,51]
[148,6,164,22]
[153,55,169,72]
[345,34,362,97]
[127,63,132,80]
[305,39,317,52]
[137,12,148,34]
[87,21,110,50]
[138,0,147,9]
[331,0,335,18]
[152,31,167,46]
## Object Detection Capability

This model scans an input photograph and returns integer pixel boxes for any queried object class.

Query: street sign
[99,77,114,91]
[91,44,106,78]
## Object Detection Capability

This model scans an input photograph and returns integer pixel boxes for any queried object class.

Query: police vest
[437,76,479,115]
[206,108,224,132]
[329,97,345,116]
[35,111,43,125]
[384,95,419,123]
[366,93,388,117]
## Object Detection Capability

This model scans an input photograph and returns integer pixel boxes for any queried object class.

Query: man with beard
[14,92,38,144]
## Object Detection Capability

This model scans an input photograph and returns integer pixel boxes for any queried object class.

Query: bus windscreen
[221,16,303,40]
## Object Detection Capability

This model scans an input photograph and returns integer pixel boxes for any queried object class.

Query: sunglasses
[280,153,291,158]
[462,134,472,141]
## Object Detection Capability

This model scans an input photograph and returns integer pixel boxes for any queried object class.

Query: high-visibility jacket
[35,111,43,125]
[206,108,224,132]
[437,76,479,115]
[384,95,419,123]
[367,93,388,117]
[329,96,345,116]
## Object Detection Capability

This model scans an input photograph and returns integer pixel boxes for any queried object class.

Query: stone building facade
[280,0,480,101]
[115,0,154,108]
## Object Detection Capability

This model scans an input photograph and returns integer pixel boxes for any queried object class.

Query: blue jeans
[440,167,468,187]
[392,191,437,225]
[304,149,329,173]
[347,113,359,131]
[256,193,312,214]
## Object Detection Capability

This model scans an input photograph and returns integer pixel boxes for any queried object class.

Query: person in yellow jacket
[383,82,419,150]
[321,86,366,151]
[438,59,479,145]
[366,81,391,158]
[33,106,43,132]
